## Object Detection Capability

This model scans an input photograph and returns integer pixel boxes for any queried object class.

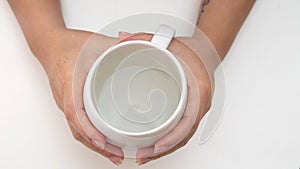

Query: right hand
[38,29,127,165]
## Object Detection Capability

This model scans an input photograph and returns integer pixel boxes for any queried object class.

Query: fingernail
[137,158,150,165]
[109,156,122,166]
[92,140,106,150]
[153,146,169,154]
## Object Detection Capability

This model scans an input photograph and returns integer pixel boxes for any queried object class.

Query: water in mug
[93,49,181,133]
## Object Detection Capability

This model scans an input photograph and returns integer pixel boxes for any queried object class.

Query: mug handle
[151,24,176,49]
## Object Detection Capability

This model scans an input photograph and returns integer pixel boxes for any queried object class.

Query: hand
[119,34,215,165]
[39,29,125,165]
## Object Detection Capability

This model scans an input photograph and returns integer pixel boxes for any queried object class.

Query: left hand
[119,33,215,165]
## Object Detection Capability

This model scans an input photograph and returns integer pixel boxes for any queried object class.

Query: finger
[104,144,124,164]
[69,125,123,165]
[69,124,104,153]
[118,32,133,40]
[135,63,199,159]
[136,146,154,165]
[152,62,202,154]
[136,146,153,160]
[66,102,125,162]
[65,94,125,155]
[63,89,107,148]
[119,33,153,43]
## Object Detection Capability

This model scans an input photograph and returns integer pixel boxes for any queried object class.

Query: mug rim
[84,40,187,137]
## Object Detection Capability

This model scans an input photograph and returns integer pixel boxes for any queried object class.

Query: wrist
[29,27,68,57]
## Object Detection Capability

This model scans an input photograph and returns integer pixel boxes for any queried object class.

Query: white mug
[83,25,187,150]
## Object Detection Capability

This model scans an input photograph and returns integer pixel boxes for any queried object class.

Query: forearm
[8,0,66,63]
[198,0,256,59]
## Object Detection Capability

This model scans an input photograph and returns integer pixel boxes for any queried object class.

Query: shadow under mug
[84,25,188,150]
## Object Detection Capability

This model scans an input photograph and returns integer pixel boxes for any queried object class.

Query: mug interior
[89,41,185,135]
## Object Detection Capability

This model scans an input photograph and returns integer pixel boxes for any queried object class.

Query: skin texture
[7,0,256,165]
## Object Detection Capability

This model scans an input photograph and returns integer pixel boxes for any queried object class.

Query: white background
[0,0,299,169]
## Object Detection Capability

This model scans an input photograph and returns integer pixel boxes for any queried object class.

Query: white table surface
[1,0,299,169]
